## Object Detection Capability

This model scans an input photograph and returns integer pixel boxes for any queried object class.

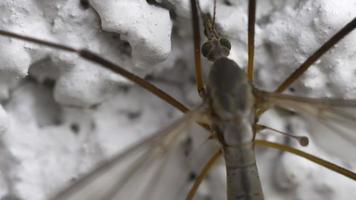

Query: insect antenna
[212,0,217,27]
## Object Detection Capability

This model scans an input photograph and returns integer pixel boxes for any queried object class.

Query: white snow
[90,0,172,67]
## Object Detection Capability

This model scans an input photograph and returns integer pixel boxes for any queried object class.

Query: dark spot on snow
[120,40,132,56]
[118,84,131,93]
[89,103,100,110]
[183,137,193,157]
[70,123,80,134]
[79,0,90,10]
[53,117,63,126]
[288,87,295,92]
[90,121,96,130]
[43,78,56,89]
[223,0,233,6]
[70,177,77,183]
[188,171,197,181]
[127,111,141,120]
[110,34,119,40]
[189,75,196,84]
[146,0,158,5]
[145,74,154,81]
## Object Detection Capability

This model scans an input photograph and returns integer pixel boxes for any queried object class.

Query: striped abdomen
[223,140,263,200]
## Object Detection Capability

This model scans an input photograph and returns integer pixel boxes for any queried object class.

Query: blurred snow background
[0,0,355,199]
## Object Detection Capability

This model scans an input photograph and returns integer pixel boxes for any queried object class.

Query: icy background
[0,0,355,199]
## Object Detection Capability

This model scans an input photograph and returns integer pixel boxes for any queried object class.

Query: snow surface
[0,0,355,199]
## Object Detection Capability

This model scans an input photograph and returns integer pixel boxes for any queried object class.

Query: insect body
[199,11,263,197]
[207,58,263,199]
[0,0,355,200]
[191,0,356,199]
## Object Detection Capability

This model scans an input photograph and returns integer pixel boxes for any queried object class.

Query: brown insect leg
[256,140,356,181]
[247,0,256,82]
[79,50,189,112]
[190,0,205,97]
[0,30,189,113]
[255,18,356,117]
[275,17,356,93]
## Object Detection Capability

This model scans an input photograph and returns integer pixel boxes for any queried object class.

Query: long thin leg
[247,0,256,82]
[256,140,356,181]
[190,0,205,97]
[274,17,356,93]
[0,30,189,113]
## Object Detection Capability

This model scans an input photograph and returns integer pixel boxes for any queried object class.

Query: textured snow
[0,0,355,199]
[90,0,172,67]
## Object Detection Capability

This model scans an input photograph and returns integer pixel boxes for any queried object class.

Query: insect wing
[265,92,356,161]
[51,107,205,200]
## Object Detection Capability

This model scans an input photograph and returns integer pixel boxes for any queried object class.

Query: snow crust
[0,0,355,199]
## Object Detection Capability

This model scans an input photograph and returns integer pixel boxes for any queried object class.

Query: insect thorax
[207,57,255,146]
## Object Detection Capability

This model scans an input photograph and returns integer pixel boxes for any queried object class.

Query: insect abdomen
[224,143,264,200]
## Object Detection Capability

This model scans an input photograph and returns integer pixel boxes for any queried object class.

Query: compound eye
[202,42,213,58]
[219,38,231,50]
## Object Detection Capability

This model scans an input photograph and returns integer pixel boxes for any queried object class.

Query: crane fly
[0,0,355,199]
